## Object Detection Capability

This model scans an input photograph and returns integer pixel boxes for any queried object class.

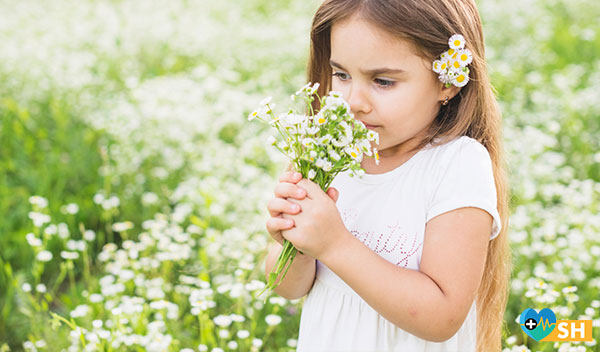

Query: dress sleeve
[425,139,501,240]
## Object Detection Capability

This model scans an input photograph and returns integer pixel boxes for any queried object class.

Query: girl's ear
[438,84,461,103]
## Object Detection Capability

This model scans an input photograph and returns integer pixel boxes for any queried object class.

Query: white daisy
[277,141,288,151]
[305,126,320,135]
[328,91,343,98]
[307,82,320,95]
[268,114,281,125]
[322,160,333,172]
[358,139,372,156]
[374,148,380,165]
[260,96,272,106]
[301,138,316,148]
[308,169,317,180]
[286,125,300,135]
[448,34,466,50]
[328,149,341,161]
[432,60,444,73]
[452,70,470,87]
[366,130,379,145]
[332,134,352,147]
[339,121,352,138]
[247,110,260,121]
[450,58,462,70]
[295,82,311,96]
[318,134,333,145]
[284,113,307,126]
[314,111,327,125]
[456,48,473,67]
[344,144,363,162]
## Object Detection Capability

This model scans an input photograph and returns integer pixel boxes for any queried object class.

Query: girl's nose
[346,84,372,115]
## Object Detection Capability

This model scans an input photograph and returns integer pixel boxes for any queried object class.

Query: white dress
[296,136,501,352]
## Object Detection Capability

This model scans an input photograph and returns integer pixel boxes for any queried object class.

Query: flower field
[0,0,598,351]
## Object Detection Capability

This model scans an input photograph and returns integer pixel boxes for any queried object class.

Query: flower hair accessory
[432,34,473,88]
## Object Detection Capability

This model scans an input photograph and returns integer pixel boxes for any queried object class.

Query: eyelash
[332,71,396,89]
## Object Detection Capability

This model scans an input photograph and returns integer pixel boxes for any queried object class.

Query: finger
[296,178,326,199]
[279,171,302,183]
[266,217,294,238]
[274,181,307,200]
[267,197,302,218]
[326,187,339,202]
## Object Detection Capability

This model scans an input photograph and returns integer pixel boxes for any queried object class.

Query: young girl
[264,0,511,351]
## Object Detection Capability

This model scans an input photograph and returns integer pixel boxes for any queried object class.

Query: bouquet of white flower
[249,82,379,299]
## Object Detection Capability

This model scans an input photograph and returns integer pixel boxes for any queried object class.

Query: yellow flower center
[318,118,326,124]
[447,49,455,55]
[453,61,460,68]
[457,75,465,83]
[461,53,468,61]
[351,152,357,158]
[454,39,461,47]
[441,63,447,70]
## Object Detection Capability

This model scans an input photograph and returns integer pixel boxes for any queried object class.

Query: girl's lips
[358,120,379,129]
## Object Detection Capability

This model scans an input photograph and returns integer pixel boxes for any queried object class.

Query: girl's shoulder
[431,134,483,149]
[428,135,489,159]
[424,135,492,172]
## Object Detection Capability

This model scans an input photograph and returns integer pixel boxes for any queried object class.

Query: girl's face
[330,14,458,165]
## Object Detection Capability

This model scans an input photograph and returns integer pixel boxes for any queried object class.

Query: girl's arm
[265,242,316,300]
[320,206,492,342]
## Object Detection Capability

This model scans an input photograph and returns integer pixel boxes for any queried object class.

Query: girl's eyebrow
[330,60,406,75]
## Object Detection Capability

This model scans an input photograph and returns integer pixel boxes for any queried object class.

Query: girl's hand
[266,171,339,247]
[281,177,346,260]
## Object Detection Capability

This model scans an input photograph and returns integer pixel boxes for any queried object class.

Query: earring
[442,96,449,106]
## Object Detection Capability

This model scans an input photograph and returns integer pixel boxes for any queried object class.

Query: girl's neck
[360,142,422,175]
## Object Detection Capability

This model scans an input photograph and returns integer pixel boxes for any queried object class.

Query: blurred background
[0,0,598,351]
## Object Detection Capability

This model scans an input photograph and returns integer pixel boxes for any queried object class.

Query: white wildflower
[265,314,282,326]
[28,196,48,208]
[36,250,53,262]
[237,330,250,339]
[112,221,133,232]
[260,96,272,106]
[26,233,42,247]
[213,315,232,327]
[83,230,96,241]
[226,341,238,350]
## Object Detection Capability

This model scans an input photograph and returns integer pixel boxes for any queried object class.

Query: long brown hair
[290,0,512,350]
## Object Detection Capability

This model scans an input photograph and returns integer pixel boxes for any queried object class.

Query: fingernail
[294,172,301,178]
[297,189,305,196]
[291,204,299,211]
[286,220,293,226]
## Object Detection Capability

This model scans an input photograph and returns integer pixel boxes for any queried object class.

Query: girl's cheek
[331,80,344,94]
